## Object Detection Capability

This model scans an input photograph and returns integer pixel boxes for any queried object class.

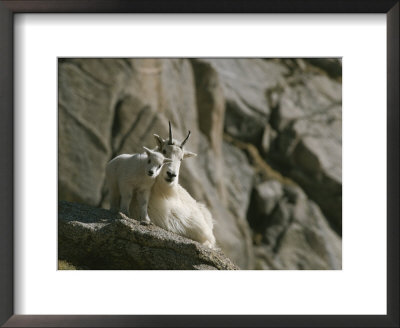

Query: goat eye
[158,165,161,169]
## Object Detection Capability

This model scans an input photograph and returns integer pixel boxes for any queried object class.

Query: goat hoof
[140,220,151,226]
[119,211,129,217]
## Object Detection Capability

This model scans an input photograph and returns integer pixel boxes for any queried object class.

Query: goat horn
[168,121,173,145]
[180,130,191,148]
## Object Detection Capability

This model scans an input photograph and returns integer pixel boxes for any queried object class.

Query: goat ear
[143,146,152,156]
[153,134,164,150]
[183,151,197,159]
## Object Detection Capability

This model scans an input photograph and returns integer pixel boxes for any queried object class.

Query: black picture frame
[0,1,398,327]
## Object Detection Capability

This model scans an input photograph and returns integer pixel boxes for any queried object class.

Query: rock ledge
[58,201,239,270]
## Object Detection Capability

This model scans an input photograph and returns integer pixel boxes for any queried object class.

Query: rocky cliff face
[58,58,342,270]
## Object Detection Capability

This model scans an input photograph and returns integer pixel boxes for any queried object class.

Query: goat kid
[106,146,171,224]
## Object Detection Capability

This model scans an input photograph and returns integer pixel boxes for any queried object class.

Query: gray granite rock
[268,72,342,233]
[58,201,239,270]
[249,181,342,270]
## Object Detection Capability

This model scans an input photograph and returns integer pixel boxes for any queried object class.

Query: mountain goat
[106,147,172,224]
[147,122,216,248]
